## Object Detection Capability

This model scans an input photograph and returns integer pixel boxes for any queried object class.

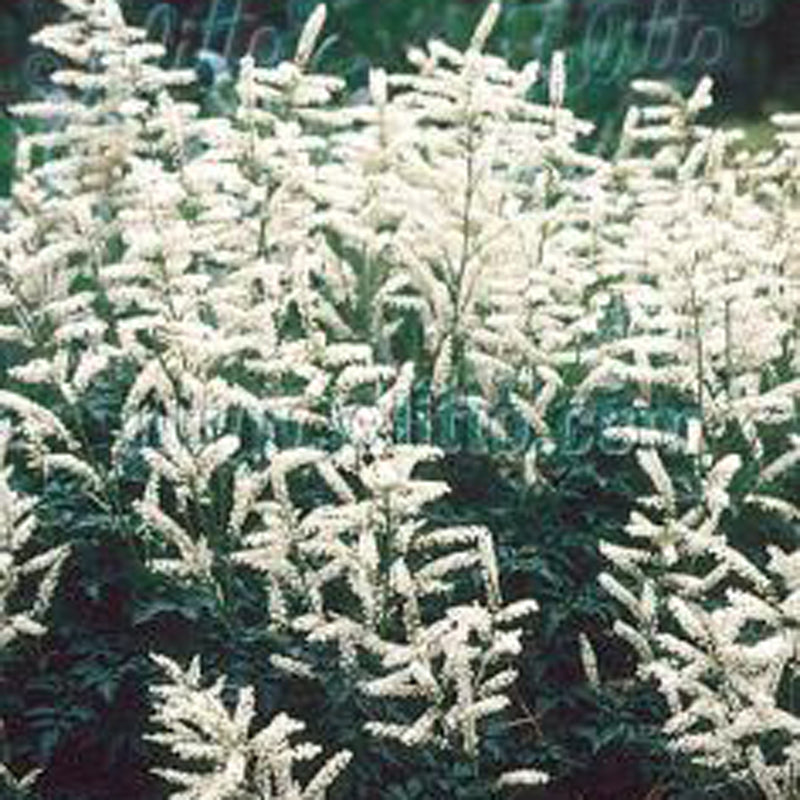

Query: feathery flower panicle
[548,50,566,110]
[601,441,800,790]
[294,5,327,71]
[0,423,70,651]
[149,654,351,800]
[468,1,501,54]
[497,768,550,788]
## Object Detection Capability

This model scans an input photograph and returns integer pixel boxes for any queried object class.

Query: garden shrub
[0,1,798,799]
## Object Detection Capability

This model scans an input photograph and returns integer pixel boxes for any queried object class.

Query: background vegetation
[2,0,800,194]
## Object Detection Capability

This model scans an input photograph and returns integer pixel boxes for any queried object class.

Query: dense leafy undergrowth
[0,2,798,799]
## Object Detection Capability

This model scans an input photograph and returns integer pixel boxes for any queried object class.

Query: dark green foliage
[0,116,13,196]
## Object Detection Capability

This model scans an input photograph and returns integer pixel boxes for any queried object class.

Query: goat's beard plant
[0,0,798,798]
